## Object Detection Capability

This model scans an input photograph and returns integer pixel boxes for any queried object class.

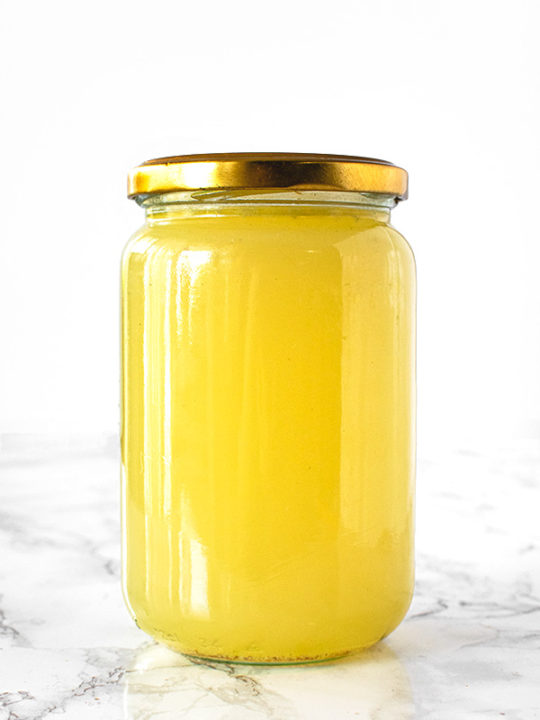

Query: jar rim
[127,153,408,201]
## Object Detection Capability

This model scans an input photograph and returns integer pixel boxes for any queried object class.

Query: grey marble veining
[1,436,539,719]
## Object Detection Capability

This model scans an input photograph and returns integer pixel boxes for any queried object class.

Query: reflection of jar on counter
[121,153,416,664]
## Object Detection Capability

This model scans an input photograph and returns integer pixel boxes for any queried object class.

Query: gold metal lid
[127,152,408,200]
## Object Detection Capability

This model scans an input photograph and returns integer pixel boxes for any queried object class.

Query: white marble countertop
[1,436,539,719]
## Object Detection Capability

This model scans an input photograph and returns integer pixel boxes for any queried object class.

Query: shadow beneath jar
[123,640,413,719]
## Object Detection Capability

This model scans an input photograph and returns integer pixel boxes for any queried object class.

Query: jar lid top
[127,153,408,200]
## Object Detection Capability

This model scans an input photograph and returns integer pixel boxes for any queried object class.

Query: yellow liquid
[121,200,416,663]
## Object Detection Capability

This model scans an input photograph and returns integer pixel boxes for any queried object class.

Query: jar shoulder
[121,215,415,277]
[121,225,155,261]
[386,223,416,263]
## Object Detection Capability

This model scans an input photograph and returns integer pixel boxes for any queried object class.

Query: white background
[1,0,539,457]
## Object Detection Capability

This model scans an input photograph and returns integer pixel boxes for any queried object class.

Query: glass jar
[121,153,415,664]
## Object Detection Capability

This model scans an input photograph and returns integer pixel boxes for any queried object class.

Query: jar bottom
[182,649,353,666]
[129,598,408,666]
[147,628,383,666]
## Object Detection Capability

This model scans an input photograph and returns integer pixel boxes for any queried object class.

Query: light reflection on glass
[178,534,210,618]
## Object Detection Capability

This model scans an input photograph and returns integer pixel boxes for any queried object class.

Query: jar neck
[138,189,397,224]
